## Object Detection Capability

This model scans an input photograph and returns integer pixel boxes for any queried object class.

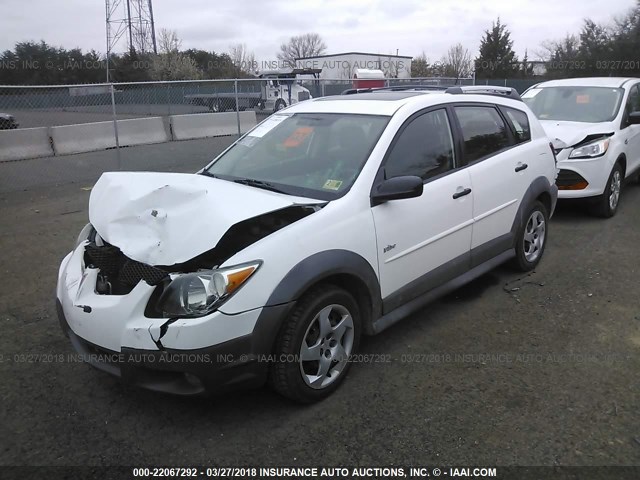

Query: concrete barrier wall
[171,111,257,141]
[0,127,53,162]
[1,112,253,161]
[117,117,169,147]
[239,111,257,134]
[51,121,117,156]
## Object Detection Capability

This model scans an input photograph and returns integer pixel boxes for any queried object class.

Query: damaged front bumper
[56,244,292,396]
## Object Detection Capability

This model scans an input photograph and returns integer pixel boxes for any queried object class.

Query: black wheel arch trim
[264,249,383,334]
[510,176,557,241]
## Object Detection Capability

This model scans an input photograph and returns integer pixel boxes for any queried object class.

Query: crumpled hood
[539,120,615,148]
[89,172,322,266]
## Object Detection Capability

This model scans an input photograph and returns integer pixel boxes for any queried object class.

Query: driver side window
[384,109,455,181]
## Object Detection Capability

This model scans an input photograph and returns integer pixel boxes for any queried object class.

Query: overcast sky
[0,0,636,62]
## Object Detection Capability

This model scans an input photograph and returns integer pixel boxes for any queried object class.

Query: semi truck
[184,68,321,113]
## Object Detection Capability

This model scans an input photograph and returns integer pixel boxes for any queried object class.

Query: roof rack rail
[444,86,522,101]
[341,85,448,95]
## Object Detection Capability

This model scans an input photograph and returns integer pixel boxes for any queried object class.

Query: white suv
[523,77,640,217]
[56,86,558,403]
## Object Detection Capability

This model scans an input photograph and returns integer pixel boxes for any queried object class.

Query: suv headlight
[569,138,610,159]
[158,261,261,318]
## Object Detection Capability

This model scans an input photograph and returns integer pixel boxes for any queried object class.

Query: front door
[371,108,474,311]
[619,83,640,177]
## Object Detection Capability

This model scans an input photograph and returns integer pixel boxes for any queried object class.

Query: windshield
[204,113,389,200]
[523,86,623,123]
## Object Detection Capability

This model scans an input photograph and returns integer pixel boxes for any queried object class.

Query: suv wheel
[269,285,361,403]
[512,200,548,272]
[592,163,623,218]
[274,99,286,112]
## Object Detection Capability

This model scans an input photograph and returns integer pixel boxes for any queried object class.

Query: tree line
[414,1,640,80]
[2,0,640,85]
[0,28,252,85]
[0,29,328,85]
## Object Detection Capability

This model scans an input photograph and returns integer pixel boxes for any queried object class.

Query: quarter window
[384,109,455,181]
[455,106,510,162]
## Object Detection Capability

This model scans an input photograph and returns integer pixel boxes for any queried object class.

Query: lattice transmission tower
[105,0,158,81]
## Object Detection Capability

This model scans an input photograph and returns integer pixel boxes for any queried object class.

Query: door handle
[453,188,472,199]
[515,163,529,172]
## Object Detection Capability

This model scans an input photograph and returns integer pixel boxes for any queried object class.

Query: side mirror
[628,112,640,125]
[371,176,423,204]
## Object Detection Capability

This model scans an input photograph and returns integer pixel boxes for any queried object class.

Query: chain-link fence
[0,76,493,192]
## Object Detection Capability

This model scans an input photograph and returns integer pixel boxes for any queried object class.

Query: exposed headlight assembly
[569,138,610,159]
[75,223,94,248]
[158,261,261,318]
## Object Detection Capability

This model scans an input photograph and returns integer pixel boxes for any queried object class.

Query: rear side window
[455,106,510,163]
[384,109,455,181]
[503,107,531,144]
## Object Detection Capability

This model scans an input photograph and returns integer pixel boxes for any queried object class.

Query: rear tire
[511,200,548,272]
[592,163,623,218]
[268,285,361,403]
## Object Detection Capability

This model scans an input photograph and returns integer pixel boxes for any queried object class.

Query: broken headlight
[158,261,261,318]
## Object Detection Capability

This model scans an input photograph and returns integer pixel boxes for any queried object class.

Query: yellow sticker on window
[323,179,343,190]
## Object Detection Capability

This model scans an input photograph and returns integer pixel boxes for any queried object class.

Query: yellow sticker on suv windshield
[323,179,343,190]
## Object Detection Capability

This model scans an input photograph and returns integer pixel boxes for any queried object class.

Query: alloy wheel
[523,210,546,263]
[299,304,354,389]
[609,170,622,211]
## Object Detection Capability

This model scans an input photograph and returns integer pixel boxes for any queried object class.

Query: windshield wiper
[200,171,218,178]
[232,178,288,194]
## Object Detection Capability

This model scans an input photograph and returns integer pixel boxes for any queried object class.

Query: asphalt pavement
[0,139,638,468]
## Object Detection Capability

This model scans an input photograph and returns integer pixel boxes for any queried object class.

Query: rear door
[452,104,532,266]
[371,108,473,310]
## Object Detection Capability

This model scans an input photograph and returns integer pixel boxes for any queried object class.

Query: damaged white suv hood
[89,172,323,266]
[539,119,615,148]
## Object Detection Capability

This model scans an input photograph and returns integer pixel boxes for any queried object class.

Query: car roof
[315,91,428,102]
[533,77,637,89]
[287,89,524,116]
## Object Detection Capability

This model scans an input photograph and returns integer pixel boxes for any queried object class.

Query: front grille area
[298,91,310,101]
[85,244,168,293]
[556,169,588,189]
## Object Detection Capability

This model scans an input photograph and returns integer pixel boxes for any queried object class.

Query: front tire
[268,285,361,403]
[592,163,623,218]
[511,200,548,272]
[274,99,286,112]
